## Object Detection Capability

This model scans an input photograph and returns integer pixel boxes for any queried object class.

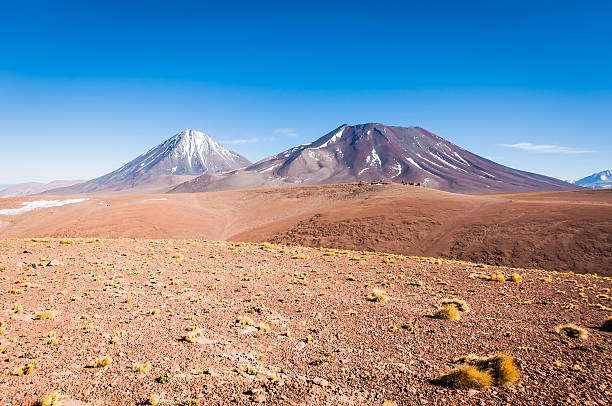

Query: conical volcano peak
[44,129,252,194]
[171,123,578,195]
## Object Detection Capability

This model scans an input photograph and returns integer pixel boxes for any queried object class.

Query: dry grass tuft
[511,273,523,282]
[147,394,160,405]
[34,310,57,320]
[439,299,470,312]
[435,304,460,320]
[236,316,255,326]
[440,353,519,388]
[256,322,270,333]
[86,355,111,368]
[10,303,23,314]
[183,327,203,343]
[555,323,588,339]
[489,274,506,282]
[456,353,520,386]
[133,361,152,373]
[439,365,493,389]
[11,361,36,376]
[366,289,389,302]
[41,391,65,406]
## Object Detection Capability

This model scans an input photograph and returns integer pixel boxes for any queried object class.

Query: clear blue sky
[1,0,610,183]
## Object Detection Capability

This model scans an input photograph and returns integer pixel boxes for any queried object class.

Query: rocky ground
[1,185,611,276]
[0,238,610,405]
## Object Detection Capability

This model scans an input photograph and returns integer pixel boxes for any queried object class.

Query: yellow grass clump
[236,316,255,326]
[10,303,23,314]
[34,310,57,320]
[439,299,470,312]
[440,353,519,388]
[86,355,111,368]
[489,274,506,282]
[11,361,37,376]
[256,322,270,333]
[41,391,65,406]
[511,273,523,282]
[435,304,460,320]
[148,394,160,405]
[439,365,493,389]
[555,323,588,339]
[133,361,152,373]
[366,289,389,302]
[183,327,203,343]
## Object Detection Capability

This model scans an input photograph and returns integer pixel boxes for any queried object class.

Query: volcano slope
[0,238,610,405]
[0,184,610,276]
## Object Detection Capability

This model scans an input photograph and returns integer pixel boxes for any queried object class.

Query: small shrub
[310,358,330,366]
[179,399,200,406]
[366,289,389,302]
[11,361,36,376]
[439,299,470,312]
[10,303,23,314]
[236,316,255,326]
[256,322,270,333]
[402,321,415,332]
[34,310,57,320]
[148,394,160,405]
[439,365,493,389]
[156,372,171,383]
[41,391,65,406]
[440,353,519,388]
[511,273,522,282]
[435,304,460,320]
[489,274,506,282]
[86,355,111,368]
[133,361,152,373]
[555,323,588,339]
[183,328,203,343]
[455,353,520,386]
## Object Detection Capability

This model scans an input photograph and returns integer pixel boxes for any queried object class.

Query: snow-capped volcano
[170,123,579,194]
[45,130,251,194]
[112,129,251,177]
[573,170,612,189]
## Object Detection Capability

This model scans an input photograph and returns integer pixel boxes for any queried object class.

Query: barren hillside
[0,238,610,405]
[2,184,609,275]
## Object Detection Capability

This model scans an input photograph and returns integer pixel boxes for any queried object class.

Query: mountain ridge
[170,123,579,194]
[44,129,251,194]
[573,170,612,189]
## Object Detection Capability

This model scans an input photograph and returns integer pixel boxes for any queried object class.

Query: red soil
[0,238,610,405]
[0,184,610,275]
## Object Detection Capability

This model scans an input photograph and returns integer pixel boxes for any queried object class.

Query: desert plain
[0,184,611,405]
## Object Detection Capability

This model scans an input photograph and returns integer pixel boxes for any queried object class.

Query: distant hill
[0,180,85,198]
[44,129,251,195]
[573,170,612,189]
[170,123,579,194]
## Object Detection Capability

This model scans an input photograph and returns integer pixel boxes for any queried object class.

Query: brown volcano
[171,123,579,194]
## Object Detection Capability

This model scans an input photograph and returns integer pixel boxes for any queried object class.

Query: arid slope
[0,185,610,275]
[0,239,610,405]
